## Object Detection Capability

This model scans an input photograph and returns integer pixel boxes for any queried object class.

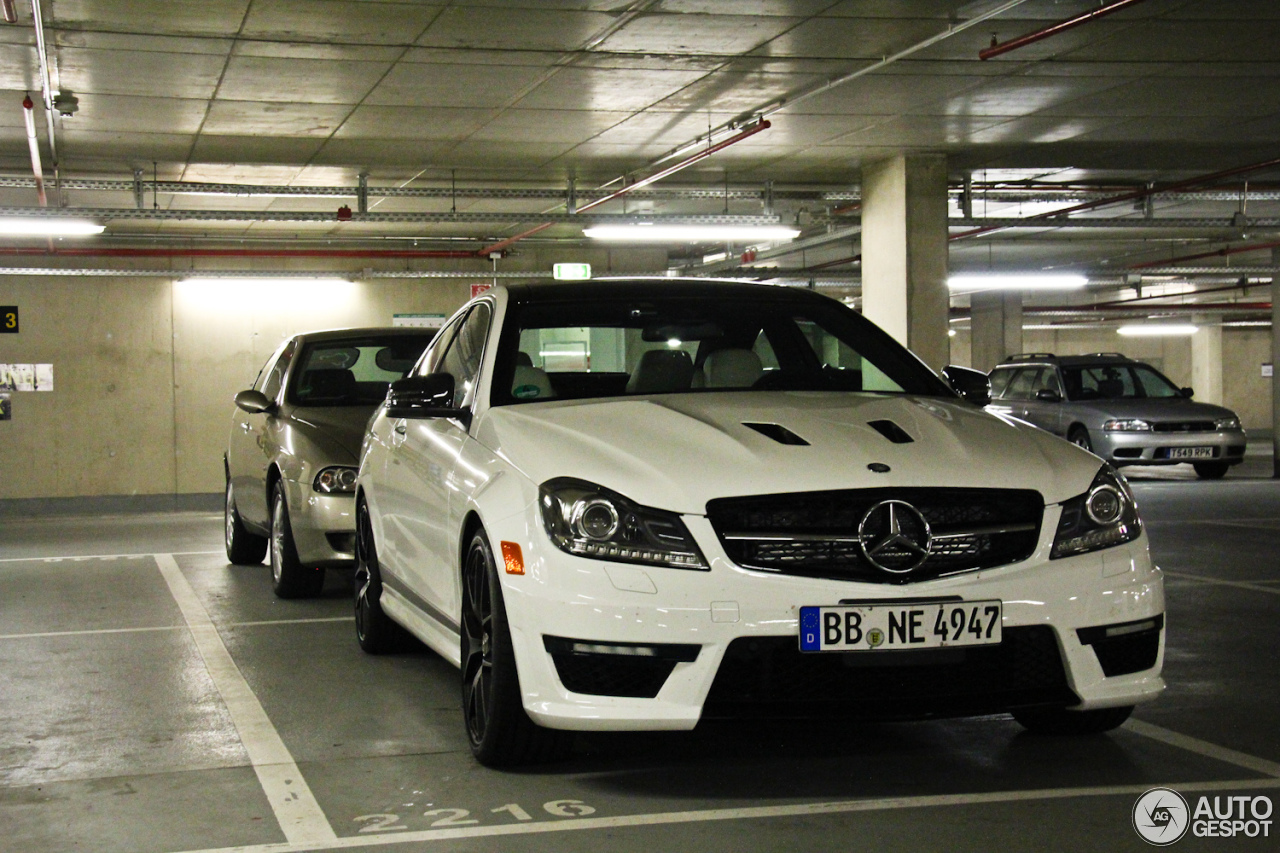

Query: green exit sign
[553,263,591,281]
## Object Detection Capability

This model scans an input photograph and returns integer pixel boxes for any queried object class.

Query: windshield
[491,295,950,406]
[288,334,434,406]
[1062,363,1182,401]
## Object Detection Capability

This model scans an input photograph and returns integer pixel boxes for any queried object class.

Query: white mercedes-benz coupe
[354,279,1164,766]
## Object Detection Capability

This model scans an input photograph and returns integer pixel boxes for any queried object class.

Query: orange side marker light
[500,541,525,575]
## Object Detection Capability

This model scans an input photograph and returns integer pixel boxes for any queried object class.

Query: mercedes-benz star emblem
[857,500,932,574]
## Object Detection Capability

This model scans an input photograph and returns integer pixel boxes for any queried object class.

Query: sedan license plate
[799,600,1002,652]
[1167,446,1213,459]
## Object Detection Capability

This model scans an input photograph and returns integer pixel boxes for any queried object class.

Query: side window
[1030,367,1063,397]
[1004,367,1041,402]
[988,368,1014,399]
[436,302,493,408]
[415,315,466,378]
[261,340,296,402]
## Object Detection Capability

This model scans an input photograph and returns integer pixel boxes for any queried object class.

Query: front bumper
[1095,428,1247,466]
[492,507,1165,731]
[281,478,357,568]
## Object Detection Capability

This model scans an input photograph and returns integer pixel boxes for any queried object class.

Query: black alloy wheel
[460,527,567,767]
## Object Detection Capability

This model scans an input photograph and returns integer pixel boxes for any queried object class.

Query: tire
[1068,426,1093,453]
[270,483,325,598]
[225,476,267,565]
[1193,461,1229,480]
[1012,705,1133,735]
[460,527,568,767]
[354,497,409,654]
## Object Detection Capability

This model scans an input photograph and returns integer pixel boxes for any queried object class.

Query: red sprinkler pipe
[0,246,477,259]
[951,155,1280,242]
[980,0,1149,60]
[478,119,772,257]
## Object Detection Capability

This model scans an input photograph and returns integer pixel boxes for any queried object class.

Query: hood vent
[867,419,914,444]
[743,422,809,446]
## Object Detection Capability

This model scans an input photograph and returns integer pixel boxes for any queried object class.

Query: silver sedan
[223,328,434,597]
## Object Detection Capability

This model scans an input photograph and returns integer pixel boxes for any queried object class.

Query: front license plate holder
[1166,446,1213,460]
[799,600,1003,652]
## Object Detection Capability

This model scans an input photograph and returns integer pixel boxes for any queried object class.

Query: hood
[1071,396,1237,422]
[475,392,1103,514]
[284,405,375,465]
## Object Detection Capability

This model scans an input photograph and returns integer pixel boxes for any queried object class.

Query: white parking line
[0,550,222,564]
[0,617,353,641]
[171,776,1280,853]
[1163,570,1280,596]
[153,554,337,846]
[1126,719,1280,777]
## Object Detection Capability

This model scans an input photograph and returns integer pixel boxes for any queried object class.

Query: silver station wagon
[986,353,1247,479]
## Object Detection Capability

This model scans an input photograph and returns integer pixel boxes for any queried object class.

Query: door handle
[393,423,407,435]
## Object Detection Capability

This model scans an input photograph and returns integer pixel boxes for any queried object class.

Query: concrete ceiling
[0,0,1278,321]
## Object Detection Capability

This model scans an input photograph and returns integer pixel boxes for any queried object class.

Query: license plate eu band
[799,600,1003,652]
[1167,446,1213,459]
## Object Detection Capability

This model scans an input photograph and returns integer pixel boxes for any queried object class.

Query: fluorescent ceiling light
[181,276,350,287]
[0,217,105,236]
[948,274,1087,291]
[1117,324,1198,337]
[583,225,801,243]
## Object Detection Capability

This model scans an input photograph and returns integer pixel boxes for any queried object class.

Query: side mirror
[942,365,992,407]
[1035,388,1063,403]
[1180,386,1194,398]
[386,374,468,422]
[234,389,274,414]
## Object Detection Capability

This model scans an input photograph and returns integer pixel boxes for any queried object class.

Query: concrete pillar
[861,154,950,370]
[1273,298,1280,477]
[970,290,1023,371]
[1190,319,1223,405]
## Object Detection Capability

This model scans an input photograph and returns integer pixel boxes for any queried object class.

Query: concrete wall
[0,247,665,500]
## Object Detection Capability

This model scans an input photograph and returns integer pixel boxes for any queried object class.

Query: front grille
[702,626,1077,719]
[707,488,1043,584]
[550,654,677,698]
[1152,421,1216,433]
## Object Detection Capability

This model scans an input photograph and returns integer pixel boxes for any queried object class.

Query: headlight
[1051,465,1142,559]
[1215,416,1241,431]
[539,478,708,570]
[1103,419,1151,432]
[313,466,358,493]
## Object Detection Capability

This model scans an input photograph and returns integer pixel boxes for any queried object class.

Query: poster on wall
[0,393,10,421]
[0,364,53,391]
[392,313,446,329]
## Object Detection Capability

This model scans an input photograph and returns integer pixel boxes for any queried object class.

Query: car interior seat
[626,349,695,394]
[701,348,764,388]
[300,368,357,401]
[512,364,556,400]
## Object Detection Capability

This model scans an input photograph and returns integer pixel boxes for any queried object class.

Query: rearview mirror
[1180,386,1194,398]
[386,374,468,422]
[942,365,992,407]
[234,389,274,414]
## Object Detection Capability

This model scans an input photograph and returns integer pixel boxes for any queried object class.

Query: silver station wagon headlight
[1215,416,1241,430]
[1103,419,1151,432]
[1051,465,1142,559]
[539,478,708,570]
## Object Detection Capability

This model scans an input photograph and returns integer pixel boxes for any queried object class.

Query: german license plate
[1168,446,1213,459]
[799,600,1002,652]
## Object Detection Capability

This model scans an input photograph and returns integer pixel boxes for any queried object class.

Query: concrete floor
[2,458,1279,852]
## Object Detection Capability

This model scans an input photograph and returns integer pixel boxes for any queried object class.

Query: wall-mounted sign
[470,283,493,299]
[1,306,16,333]
[392,313,446,329]
[1263,362,1274,378]
[553,263,592,281]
